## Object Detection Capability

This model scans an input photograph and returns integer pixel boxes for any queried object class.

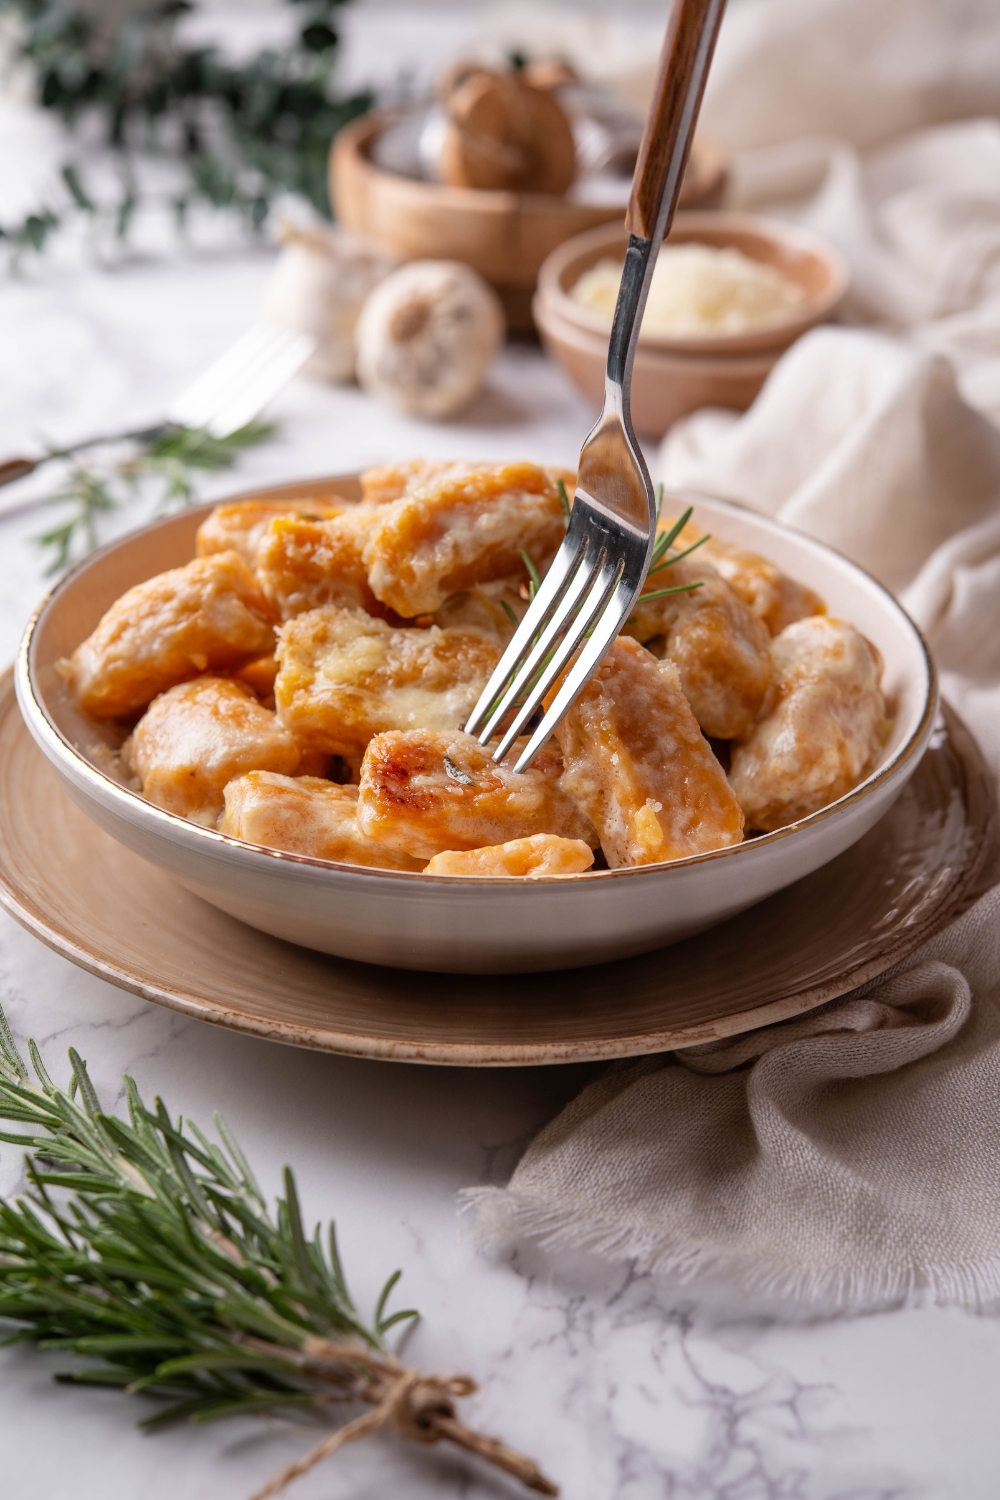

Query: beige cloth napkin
[466,0,1000,1313]
[466,331,1000,1314]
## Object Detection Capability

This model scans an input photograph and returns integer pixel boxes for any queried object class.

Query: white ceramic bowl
[17,476,936,974]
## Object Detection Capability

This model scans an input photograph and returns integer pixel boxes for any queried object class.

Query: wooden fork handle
[0,457,41,488]
[626,0,727,242]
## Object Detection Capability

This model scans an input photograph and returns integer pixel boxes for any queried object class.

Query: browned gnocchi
[67,460,888,876]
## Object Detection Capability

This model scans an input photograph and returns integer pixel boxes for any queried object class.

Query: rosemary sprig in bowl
[0,1008,556,1498]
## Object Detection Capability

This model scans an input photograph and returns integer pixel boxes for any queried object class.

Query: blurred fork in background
[0,322,316,498]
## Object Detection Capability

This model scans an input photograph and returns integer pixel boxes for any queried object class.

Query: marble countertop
[2,36,1000,1500]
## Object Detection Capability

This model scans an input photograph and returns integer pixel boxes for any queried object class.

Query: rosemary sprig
[0,1008,556,1499]
[634,503,711,605]
[556,477,572,524]
[500,498,709,648]
[635,580,704,606]
[519,548,543,602]
[36,420,276,575]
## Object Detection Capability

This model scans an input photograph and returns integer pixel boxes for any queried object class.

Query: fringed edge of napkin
[460,1187,1000,1316]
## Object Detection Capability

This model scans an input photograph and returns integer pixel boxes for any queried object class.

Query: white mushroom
[263,224,395,384]
[354,260,505,419]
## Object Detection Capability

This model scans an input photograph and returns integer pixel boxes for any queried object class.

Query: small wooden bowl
[534,212,848,438]
[330,111,727,333]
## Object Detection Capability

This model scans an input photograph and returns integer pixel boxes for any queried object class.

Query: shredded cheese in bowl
[570,242,807,337]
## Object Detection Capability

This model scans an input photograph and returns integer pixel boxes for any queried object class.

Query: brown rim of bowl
[538,212,851,357]
[340,108,729,212]
[534,293,784,375]
[17,486,937,891]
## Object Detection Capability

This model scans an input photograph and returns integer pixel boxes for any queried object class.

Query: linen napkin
[465,0,1000,1311]
[466,331,1000,1314]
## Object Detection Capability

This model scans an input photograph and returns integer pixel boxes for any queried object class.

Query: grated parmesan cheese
[570,242,806,337]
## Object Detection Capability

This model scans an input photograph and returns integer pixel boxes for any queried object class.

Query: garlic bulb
[263,225,395,384]
[354,260,505,419]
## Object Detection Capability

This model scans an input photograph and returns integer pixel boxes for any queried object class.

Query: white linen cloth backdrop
[466,0,1000,1314]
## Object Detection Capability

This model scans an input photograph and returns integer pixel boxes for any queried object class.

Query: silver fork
[0,322,316,497]
[465,0,727,773]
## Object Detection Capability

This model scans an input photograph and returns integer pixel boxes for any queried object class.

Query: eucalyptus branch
[0,0,372,262]
[0,1007,557,1498]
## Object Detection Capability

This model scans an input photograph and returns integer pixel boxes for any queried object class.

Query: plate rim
[0,669,993,1066]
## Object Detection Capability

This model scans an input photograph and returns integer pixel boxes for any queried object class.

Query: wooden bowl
[534,212,849,438]
[330,111,727,333]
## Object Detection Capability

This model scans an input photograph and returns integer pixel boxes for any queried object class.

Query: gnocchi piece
[431,581,525,644]
[256,510,383,620]
[356,728,598,861]
[274,606,500,758]
[424,834,594,877]
[359,458,458,506]
[69,551,276,719]
[700,536,825,637]
[363,460,566,616]
[220,771,423,869]
[661,514,825,636]
[553,637,744,868]
[127,677,300,826]
[625,556,772,740]
[729,616,889,832]
[230,653,279,704]
[196,498,346,569]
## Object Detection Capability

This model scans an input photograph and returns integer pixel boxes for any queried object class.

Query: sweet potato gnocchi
[220,772,424,869]
[69,551,275,718]
[356,728,597,860]
[67,461,890,879]
[125,676,300,825]
[274,605,501,757]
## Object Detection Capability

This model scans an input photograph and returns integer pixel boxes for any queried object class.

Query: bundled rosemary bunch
[0,0,372,259]
[0,1009,556,1498]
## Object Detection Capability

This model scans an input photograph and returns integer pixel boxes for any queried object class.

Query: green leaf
[41,1335,189,1356]
[58,1368,136,1388]
[0,1013,29,1083]
[646,533,710,578]
[67,1050,101,1121]
[61,164,95,214]
[637,581,704,605]
[378,1307,420,1334]
[213,1111,264,1205]
[143,1350,303,1382]
[373,1268,402,1332]
[519,549,542,602]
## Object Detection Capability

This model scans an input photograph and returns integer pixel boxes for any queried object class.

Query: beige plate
[0,670,993,1065]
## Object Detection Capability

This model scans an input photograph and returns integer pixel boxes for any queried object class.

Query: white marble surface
[3,23,1000,1500]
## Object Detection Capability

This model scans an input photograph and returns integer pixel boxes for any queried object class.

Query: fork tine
[166,324,283,428]
[511,578,633,773]
[492,559,623,763]
[203,331,315,437]
[465,532,585,738]
[474,542,598,745]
